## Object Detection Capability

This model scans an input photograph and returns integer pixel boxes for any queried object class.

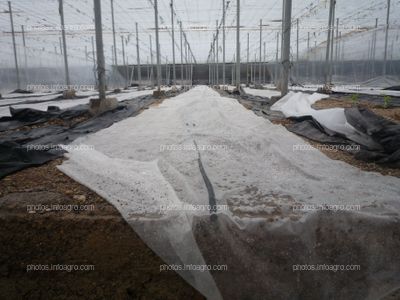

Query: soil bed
[0,159,204,299]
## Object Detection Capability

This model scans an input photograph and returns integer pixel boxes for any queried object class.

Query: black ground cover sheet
[0,93,162,179]
[287,107,400,166]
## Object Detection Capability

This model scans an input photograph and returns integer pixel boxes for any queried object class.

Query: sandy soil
[0,159,204,299]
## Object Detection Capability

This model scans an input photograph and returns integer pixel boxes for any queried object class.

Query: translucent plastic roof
[0,0,399,67]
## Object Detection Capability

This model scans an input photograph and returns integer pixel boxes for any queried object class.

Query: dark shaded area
[194,140,217,215]
[0,141,62,178]
[11,89,33,94]
[345,107,400,164]
[384,86,400,91]
[287,118,352,145]
[193,212,400,300]
[0,106,87,132]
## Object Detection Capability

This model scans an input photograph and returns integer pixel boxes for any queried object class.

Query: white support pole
[154,0,161,91]
[324,0,335,86]
[121,36,128,88]
[222,0,226,86]
[307,32,310,78]
[372,18,378,76]
[235,0,241,89]
[383,0,391,75]
[296,18,299,79]
[91,36,96,69]
[296,18,299,62]
[263,41,266,84]
[259,19,262,84]
[216,20,219,85]
[180,21,184,85]
[281,0,292,96]
[335,18,339,61]
[8,1,20,90]
[149,35,154,86]
[329,6,335,83]
[135,22,141,86]
[275,31,279,83]
[21,25,28,81]
[247,32,249,85]
[186,42,189,86]
[111,0,117,65]
[59,37,63,55]
[170,0,176,85]
[94,0,106,100]
[210,42,214,85]
[58,0,71,86]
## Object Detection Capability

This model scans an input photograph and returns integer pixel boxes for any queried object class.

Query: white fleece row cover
[59,86,400,299]
[271,91,382,149]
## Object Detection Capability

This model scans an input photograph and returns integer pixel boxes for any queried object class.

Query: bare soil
[0,159,204,300]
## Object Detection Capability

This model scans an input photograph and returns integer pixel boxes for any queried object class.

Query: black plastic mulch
[0,90,180,179]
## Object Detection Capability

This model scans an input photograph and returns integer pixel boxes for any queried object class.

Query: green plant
[350,94,359,106]
[383,95,392,109]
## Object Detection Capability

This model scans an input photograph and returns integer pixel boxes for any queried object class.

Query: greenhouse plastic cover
[57,86,400,299]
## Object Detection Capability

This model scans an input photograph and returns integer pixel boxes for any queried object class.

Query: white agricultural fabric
[243,88,281,98]
[59,86,400,299]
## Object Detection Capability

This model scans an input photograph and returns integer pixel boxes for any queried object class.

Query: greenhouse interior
[0,0,400,299]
